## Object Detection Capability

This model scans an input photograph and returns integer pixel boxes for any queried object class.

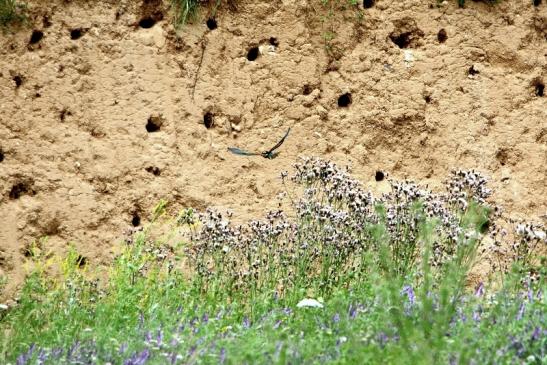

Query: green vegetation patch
[0,0,26,27]
[1,158,545,364]
[170,0,201,27]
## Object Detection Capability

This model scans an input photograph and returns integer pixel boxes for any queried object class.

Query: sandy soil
[0,0,545,301]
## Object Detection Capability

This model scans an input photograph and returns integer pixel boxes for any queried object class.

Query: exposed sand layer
[1,0,546,300]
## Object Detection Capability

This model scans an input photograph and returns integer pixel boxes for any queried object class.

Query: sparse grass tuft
[318,0,363,62]
[0,0,26,27]
[171,0,201,27]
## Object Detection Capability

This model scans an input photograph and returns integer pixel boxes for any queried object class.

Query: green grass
[1,229,544,364]
[0,0,25,27]
[171,0,201,27]
[318,0,363,61]
[0,160,545,364]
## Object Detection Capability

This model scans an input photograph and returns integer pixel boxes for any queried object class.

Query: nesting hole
[59,109,71,122]
[533,80,544,97]
[495,148,509,166]
[479,219,491,234]
[145,166,161,176]
[424,95,432,104]
[203,112,214,129]
[76,255,87,268]
[247,46,259,61]
[146,116,162,132]
[269,37,279,47]
[375,170,385,182]
[390,32,412,49]
[0,148,4,162]
[42,15,52,28]
[206,18,217,30]
[22,246,34,258]
[131,213,141,227]
[13,75,23,88]
[139,0,164,28]
[9,181,34,200]
[337,93,352,107]
[302,84,313,95]
[468,65,479,76]
[363,0,375,8]
[29,30,44,45]
[533,0,541,6]
[70,28,85,40]
[437,28,447,43]
[139,17,156,28]
[389,20,423,49]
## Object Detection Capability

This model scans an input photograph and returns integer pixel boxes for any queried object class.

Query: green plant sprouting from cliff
[0,0,26,27]
[171,0,200,26]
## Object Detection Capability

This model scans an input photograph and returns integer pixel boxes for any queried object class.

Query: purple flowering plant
[1,159,545,364]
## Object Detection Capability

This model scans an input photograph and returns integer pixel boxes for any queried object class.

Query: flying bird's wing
[228,128,290,159]
[267,128,291,154]
[227,147,261,156]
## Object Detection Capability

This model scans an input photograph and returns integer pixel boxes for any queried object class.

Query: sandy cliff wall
[0,0,545,300]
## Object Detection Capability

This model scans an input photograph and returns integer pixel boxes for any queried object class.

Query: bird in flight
[228,128,291,159]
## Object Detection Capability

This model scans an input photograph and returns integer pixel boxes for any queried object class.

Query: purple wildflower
[136,349,151,365]
[274,342,283,361]
[219,348,226,364]
[516,302,525,321]
[51,348,63,359]
[66,341,79,360]
[333,313,340,323]
[156,329,163,346]
[474,282,484,297]
[16,344,35,365]
[169,352,178,365]
[531,327,541,342]
[190,317,198,327]
[188,346,197,357]
[348,304,357,319]
[202,313,209,324]
[377,332,389,348]
[37,348,47,364]
[509,336,525,358]
[243,316,251,329]
[274,319,282,329]
[472,310,481,322]
[124,349,150,365]
[402,285,415,305]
